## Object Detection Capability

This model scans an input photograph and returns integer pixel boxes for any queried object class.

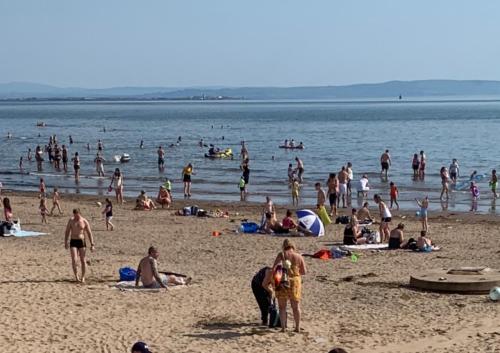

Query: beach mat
[342,244,388,250]
[113,281,189,292]
[2,230,48,238]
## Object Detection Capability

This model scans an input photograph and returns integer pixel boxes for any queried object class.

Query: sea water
[0,99,499,213]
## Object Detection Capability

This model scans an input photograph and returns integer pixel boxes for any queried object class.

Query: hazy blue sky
[1,0,500,87]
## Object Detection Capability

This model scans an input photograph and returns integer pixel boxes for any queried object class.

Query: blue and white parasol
[296,209,324,237]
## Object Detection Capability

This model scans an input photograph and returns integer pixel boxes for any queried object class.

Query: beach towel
[12,230,48,237]
[113,281,162,292]
[312,249,332,260]
[342,244,388,250]
[1,229,48,237]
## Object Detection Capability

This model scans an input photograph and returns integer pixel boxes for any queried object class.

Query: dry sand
[1,191,500,353]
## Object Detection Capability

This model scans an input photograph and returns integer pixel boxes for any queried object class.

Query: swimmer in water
[27,148,32,162]
[69,135,73,144]
[140,140,144,149]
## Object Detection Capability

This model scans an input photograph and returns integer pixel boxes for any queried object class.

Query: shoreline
[3,188,499,225]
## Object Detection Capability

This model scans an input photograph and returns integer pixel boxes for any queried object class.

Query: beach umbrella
[296,209,324,237]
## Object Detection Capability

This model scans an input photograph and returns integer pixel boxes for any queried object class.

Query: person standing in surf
[71,152,80,181]
[419,150,426,179]
[440,167,449,200]
[157,145,165,170]
[182,163,194,198]
[295,157,304,183]
[62,145,69,172]
[380,150,391,178]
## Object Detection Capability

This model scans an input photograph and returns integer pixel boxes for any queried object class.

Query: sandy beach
[1,191,500,353]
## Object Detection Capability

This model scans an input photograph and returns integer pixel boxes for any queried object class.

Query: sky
[1,0,500,88]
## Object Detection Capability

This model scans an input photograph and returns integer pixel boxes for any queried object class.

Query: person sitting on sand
[156,186,171,209]
[273,239,306,333]
[343,208,362,245]
[262,212,287,234]
[137,190,156,210]
[357,202,373,223]
[281,209,312,235]
[416,230,437,251]
[135,246,190,289]
[3,197,13,223]
[388,223,405,249]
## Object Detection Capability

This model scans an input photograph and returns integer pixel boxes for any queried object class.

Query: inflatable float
[204,148,233,159]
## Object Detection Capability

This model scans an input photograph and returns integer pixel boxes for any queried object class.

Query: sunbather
[135,246,190,289]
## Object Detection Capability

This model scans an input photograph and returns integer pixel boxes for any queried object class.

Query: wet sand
[1,191,499,353]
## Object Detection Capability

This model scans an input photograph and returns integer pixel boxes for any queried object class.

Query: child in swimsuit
[415,196,429,231]
[39,198,48,224]
[389,182,399,210]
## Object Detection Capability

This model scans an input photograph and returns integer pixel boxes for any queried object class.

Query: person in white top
[346,162,353,195]
[356,174,370,197]
[374,194,392,243]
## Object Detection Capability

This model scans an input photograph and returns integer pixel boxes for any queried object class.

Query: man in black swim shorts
[64,209,95,283]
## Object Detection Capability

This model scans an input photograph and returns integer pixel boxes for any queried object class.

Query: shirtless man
[135,246,188,289]
[357,202,373,223]
[380,150,392,177]
[64,209,94,283]
[97,139,104,152]
[295,157,304,183]
[338,166,349,208]
[157,146,165,170]
[327,173,339,217]
[315,182,326,207]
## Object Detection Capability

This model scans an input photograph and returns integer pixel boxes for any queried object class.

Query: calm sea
[1,100,499,214]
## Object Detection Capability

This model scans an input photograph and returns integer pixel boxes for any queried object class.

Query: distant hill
[2,80,500,100]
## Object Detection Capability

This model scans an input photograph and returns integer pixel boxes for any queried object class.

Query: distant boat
[36,121,46,127]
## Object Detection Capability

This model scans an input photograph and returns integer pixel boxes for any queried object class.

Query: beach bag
[269,299,281,328]
[241,222,259,233]
[366,230,381,244]
[119,267,137,281]
[336,215,349,224]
